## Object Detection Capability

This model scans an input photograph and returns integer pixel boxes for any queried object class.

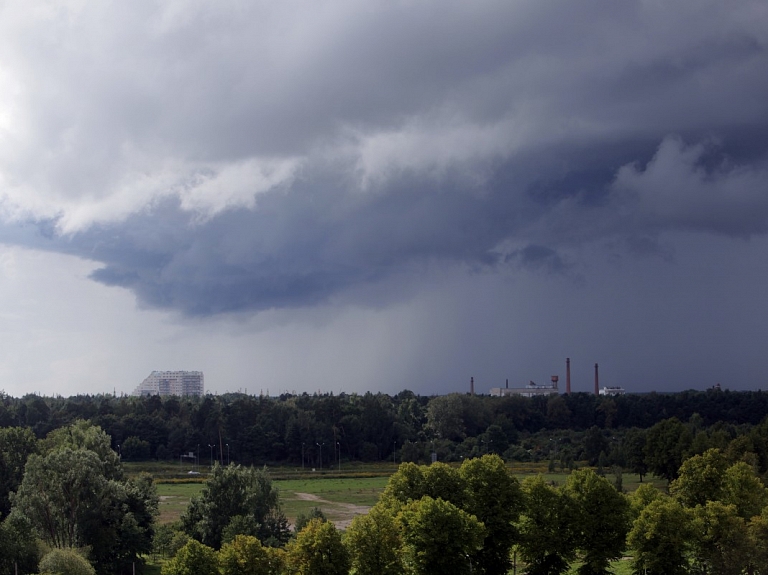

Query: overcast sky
[1,0,767,398]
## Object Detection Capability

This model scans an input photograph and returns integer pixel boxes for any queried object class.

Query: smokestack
[506,378,509,389]
[470,377,474,395]
[566,358,571,394]
[594,363,599,396]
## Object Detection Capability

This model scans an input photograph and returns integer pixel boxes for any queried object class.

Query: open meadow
[133,461,665,527]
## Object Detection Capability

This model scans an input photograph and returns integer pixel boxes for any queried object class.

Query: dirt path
[293,492,371,529]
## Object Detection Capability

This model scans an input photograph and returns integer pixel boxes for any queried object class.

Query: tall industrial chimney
[505,378,509,389]
[566,358,571,394]
[470,377,474,395]
[594,363,599,396]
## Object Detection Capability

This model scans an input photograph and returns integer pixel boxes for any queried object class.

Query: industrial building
[490,376,560,398]
[132,371,205,397]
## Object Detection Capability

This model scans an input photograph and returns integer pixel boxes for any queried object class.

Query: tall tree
[397,496,485,575]
[459,454,523,575]
[564,469,630,575]
[344,505,404,575]
[518,476,578,575]
[644,418,692,482]
[627,497,693,575]
[690,501,752,575]
[161,540,218,575]
[219,534,280,575]
[0,426,37,518]
[285,519,349,575]
[10,422,158,575]
[181,463,289,549]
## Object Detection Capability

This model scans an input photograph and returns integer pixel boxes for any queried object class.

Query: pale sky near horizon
[1,1,768,398]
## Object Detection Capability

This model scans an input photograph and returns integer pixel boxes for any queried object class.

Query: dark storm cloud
[3,0,768,315]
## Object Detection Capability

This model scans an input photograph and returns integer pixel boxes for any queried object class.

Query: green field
[145,461,665,526]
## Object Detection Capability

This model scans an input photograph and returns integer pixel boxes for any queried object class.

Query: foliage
[644,418,691,482]
[161,539,218,575]
[344,504,404,575]
[669,448,729,507]
[627,497,693,575]
[690,501,752,575]
[181,463,290,549]
[397,495,485,575]
[11,422,158,575]
[42,419,122,479]
[285,518,349,575]
[0,426,38,517]
[219,534,278,575]
[292,507,326,535]
[38,548,96,575]
[0,513,39,575]
[518,476,578,575]
[564,469,630,575]
[459,454,523,575]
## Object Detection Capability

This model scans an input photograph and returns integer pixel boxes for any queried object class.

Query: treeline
[2,387,768,467]
[162,451,768,575]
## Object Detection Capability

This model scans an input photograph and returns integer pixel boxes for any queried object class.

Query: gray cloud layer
[2,0,768,318]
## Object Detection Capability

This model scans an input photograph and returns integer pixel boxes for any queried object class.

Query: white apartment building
[133,371,205,397]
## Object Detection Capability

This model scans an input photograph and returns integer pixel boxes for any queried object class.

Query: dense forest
[3,387,768,477]
[4,389,768,574]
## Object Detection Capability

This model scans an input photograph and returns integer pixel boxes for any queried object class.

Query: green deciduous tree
[690,501,752,575]
[747,508,768,575]
[722,460,768,519]
[181,463,290,549]
[38,549,96,575]
[219,534,280,575]
[518,476,578,575]
[293,507,327,535]
[644,418,692,482]
[0,426,38,518]
[397,496,485,575]
[42,419,122,479]
[459,454,523,575]
[285,518,349,575]
[564,469,630,575]
[11,423,158,575]
[344,504,404,575]
[627,497,693,575]
[0,514,39,575]
[670,448,729,508]
[161,539,219,575]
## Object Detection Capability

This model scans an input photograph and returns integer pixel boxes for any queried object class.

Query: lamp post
[197,444,200,472]
[316,442,323,470]
[208,444,215,469]
[337,441,341,472]
[393,440,397,467]
[302,442,305,471]
[226,443,230,465]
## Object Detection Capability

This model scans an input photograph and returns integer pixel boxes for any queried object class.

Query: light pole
[302,442,305,471]
[196,444,200,471]
[226,443,230,465]
[117,444,121,460]
[337,441,341,472]
[393,440,397,467]
[208,444,215,470]
[316,442,323,470]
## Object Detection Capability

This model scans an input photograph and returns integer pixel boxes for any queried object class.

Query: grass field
[143,460,667,526]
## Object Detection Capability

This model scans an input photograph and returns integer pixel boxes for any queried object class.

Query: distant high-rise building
[133,371,204,397]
